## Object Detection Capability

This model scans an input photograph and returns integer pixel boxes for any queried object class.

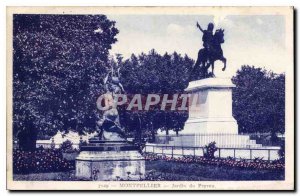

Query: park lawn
[13,160,284,181]
[146,160,285,181]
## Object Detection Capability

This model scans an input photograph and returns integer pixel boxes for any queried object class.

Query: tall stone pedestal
[76,140,145,181]
[153,78,279,150]
[183,77,238,135]
[171,77,251,147]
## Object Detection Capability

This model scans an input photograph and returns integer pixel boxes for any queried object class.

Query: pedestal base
[183,117,238,135]
[183,78,238,135]
[75,141,145,181]
[166,78,255,148]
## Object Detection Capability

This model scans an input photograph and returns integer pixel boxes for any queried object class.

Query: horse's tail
[190,49,206,81]
[194,49,203,69]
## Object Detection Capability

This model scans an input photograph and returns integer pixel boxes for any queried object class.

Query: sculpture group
[96,67,126,141]
[95,22,228,141]
[76,66,145,181]
[76,21,228,180]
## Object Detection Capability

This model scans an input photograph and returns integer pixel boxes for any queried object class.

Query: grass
[146,160,284,181]
[13,160,284,181]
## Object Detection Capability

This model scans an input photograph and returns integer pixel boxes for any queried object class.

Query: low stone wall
[36,140,80,149]
[155,134,263,148]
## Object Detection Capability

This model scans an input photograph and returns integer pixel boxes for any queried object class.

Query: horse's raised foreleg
[221,57,227,71]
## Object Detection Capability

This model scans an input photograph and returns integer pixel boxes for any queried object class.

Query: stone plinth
[183,78,238,135]
[76,141,145,181]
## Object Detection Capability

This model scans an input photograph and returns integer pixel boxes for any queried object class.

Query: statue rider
[192,21,226,80]
[197,22,214,52]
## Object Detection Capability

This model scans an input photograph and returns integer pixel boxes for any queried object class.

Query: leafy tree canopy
[232,65,285,135]
[115,50,194,142]
[13,14,119,149]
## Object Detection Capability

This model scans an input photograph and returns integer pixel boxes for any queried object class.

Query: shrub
[60,140,74,153]
[204,141,218,158]
[50,138,55,149]
[278,143,285,162]
[13,149,75,174]
[37,145,44,151]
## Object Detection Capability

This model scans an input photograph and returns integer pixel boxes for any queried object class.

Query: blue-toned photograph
[7,6,294,191]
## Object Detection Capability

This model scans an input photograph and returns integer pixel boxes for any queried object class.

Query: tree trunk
[151,130,155,143]
[18,123,37,151]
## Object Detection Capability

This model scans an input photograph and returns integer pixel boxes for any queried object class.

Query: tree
[13,14,118,150]
[232,65,285,140]
[117,50,194,143]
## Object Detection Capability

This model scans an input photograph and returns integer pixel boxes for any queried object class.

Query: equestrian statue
[191,22,227,79]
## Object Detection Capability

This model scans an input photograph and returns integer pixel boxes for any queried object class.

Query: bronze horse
[194,29,226,78]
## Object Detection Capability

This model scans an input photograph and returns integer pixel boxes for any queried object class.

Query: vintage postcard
[6,6,294,190]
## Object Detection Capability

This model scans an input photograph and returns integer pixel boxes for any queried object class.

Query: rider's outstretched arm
[197,22,204,33]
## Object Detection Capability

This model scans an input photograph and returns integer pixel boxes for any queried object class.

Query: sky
[108,14,288,77]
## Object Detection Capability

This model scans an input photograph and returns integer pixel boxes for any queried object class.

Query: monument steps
[156,133,266,149]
